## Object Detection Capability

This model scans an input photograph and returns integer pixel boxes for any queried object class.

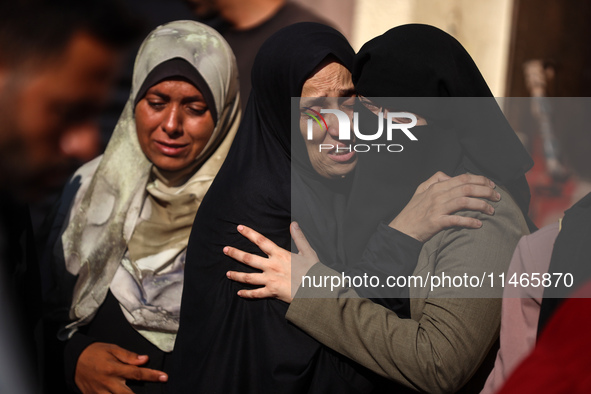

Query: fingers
[118,364,168,383]
[223,246,264,270]
[416,171,451,193]
[290,222,315,258]
[226,270,266,286]
[108,345,168,382]
[447,196,495,216]
[236,287,274,299]
[109,345,149,366]
[448,183,501,203]
[445,173,495,190]
[236,225,279,256]
[440,215,483,230]
[427,173,495,195]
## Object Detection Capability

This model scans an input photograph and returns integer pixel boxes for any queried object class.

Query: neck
[219,0,285,30]
[152,160,201,188]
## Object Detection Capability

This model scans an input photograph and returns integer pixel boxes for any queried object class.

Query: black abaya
[169,23,376,393]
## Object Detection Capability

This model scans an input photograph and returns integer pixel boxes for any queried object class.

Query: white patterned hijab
[61,20,240,326]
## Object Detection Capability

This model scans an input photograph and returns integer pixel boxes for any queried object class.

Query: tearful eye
[340,97,356,112]
[300,111,314,120]
[147,100,165,110]
[188,106,208,116]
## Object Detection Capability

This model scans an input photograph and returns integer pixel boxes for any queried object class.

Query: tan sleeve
[286,187,529,393]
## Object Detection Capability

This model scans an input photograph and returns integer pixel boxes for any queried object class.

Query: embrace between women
[171,22,532,394]
[47,20,533,394]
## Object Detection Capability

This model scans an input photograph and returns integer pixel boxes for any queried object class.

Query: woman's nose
[326,123,339,138]
[326,115,349,140]
[162,105,181,135]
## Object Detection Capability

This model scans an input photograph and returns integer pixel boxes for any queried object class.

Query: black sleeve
[63,332,96,393]
[348,223,423,318]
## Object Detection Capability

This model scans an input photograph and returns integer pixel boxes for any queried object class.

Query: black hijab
[168,23,375,394]
[537,191,591,334]
[342,24,535,263]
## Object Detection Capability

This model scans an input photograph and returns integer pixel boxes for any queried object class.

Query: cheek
[299,118,308,140]
[135,121,149,153]
[134,108,157,151]
[186,118,215,153]
[300,118,328,146]
[306,141,330,172]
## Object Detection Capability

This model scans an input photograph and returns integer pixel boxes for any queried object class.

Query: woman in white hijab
[45,20,240,393]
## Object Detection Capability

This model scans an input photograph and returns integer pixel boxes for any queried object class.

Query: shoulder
[425,185,529,258]
[518,221,560,258]
[412,184,530,300]
[70,156,102,185]
[276,2,332,26]
[62,156,102,201]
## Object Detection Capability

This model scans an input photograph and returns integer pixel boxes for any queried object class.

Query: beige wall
[351,0,514,96]
[293,0,356,38]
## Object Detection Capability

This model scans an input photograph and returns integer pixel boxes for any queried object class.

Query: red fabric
[498,281,591,393]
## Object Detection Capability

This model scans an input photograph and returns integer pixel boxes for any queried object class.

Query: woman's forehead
[301,62,354,98]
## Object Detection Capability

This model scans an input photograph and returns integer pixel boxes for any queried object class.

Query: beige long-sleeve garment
[287,186,529,393]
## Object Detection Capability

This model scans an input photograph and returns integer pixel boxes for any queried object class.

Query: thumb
[290,222,315,258]
[110,345,149,366]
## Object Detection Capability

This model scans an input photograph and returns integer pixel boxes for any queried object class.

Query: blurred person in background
[482,99,591,394]
[185,0,329,110]
[0,0,139,391]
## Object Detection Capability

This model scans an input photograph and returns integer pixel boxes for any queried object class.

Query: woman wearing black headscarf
[225,24,533,393]
[167,22,378,394]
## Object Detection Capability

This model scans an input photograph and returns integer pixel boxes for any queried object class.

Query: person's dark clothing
[214,1,330,112]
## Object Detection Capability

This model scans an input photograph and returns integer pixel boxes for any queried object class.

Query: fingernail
[292,222,299,230]
[223,246,229,254]
[489,206,495,215]
[237,225,244,232]
[226,271,231,278]
[138,355,148,360]
[489,180,496,188]
[476,220,482,227]
[496,192,501,200]
[237,291,242,297]
[159,374,168,382]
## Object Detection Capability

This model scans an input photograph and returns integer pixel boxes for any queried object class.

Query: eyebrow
[146,90,206,103]
[301,87,356,100]
[300,97,325,106]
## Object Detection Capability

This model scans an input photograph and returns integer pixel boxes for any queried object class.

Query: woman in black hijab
[168,22,378,393]
[225,24,534,393]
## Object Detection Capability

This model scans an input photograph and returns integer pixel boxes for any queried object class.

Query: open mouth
[326,145,356,162]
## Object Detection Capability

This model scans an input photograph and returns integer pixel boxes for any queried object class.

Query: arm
[225,173,499,303]
[286,187,529,393]
[43,158,167,393]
